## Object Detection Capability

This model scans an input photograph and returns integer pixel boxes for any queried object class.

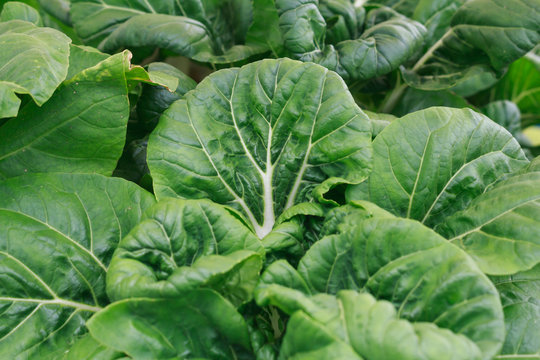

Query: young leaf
[147,58,372,238]
[107,198,264,306]
[0,173,155,359]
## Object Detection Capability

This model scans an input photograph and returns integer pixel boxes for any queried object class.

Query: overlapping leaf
[402,0,540,92]
[347,107,527,225]
[87,290,252,360]
[437,171,540,274]
[0,51,133,178]
[148,58,372,238]
[491,264,540,359]
[0,173,155,359]
[70,0,276,64]
[274,1,426,83]
[346,107,540,274]
[0,20,70,118]
[256,212,505,359]
[106,198,264,306]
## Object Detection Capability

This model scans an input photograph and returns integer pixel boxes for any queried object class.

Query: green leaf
[256,216,505,359]
[0,173,155,359]
[86,291,252,360]
[137,62,197,132]
[437,171,540,274]
[367,0,467,50]
[364,110,396,137]
[392,87,469,117]
[488,53,540,126]
[0,2,42,25]
[64,333,124,360]
[0,51,134,179]
[276,2,426,83]
[0,20,70,118]
[481,100,521,137]
[280,291,482,360]
[403,0,540,92]
[106,198,264,306]
[70,0,271,64]
[491,264,540,359]
[147,58,372,238]
[346,107,528,227]
[36,0,71,25]
[246,0,283,56]
[65,44,109,80]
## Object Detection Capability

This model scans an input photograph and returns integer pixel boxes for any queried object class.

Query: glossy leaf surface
[87,291,252,360]
[0,173,154,359]
[256,215,505,359]
[0,51,134,179]
[107,198,264,306]
[0,20,70,118]
[148,58,372,238]
[347,107,528,227]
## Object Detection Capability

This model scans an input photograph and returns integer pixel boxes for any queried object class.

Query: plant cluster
[0,0,539,359]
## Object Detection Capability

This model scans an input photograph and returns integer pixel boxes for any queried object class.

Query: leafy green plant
[1,0,540,359]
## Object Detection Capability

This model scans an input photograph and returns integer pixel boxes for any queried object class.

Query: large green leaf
[256,215,505,359]
[106,198,264,306]
[0,51,133,179]
[280,291,482,360]
[347,107,528,227]
[402,0,540,91]
[488,53,540,126]
[147,58,372,238]
[437,171,540,274]
[0,173,155,359]
[491,264,540,359]
[275,1,426,83]
[70,0,272,64]
[87,290,252,360]
[0,20,70,118]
